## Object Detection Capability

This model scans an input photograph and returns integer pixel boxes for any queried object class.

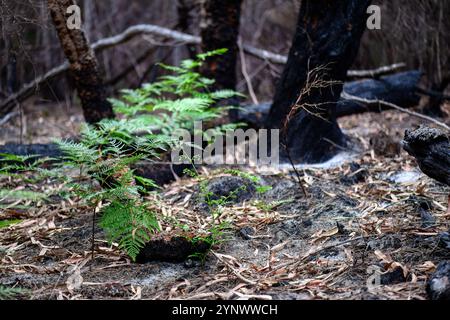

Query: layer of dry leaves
[1,104,449,300]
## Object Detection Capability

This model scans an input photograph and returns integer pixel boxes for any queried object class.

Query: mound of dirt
[136,236,211,263]
[191,175,257,212]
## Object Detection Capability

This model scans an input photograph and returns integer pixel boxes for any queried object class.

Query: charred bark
[0,143,63,159]
[266,0,371,164]
[48,0,114,124]
[402,126,450,186]
[200,0,242,91]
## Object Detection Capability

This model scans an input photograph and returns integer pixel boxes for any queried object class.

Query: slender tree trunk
[266,0,371,164]
[48,0,114,124]
[200,0,242,91]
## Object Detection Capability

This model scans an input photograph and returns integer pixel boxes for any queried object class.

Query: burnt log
[336,71,422,117]
[0,143,63,159]
[402,126,450,186]
[237,71,422,128]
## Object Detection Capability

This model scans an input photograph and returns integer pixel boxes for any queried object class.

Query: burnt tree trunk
[200,0,242,91]
[48,0,114,124]
[266,0,371,163]
[177,0,198,60]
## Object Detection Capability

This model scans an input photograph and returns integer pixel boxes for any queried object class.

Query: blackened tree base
[266,0,371,164]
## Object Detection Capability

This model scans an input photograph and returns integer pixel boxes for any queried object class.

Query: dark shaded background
[1,0,448,108]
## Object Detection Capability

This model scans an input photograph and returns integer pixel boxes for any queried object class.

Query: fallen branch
[1,24,283,115]
[346,63,406,79]
[212,252,257,286]
[1,63,69,117]
[341,92,450,131]
[241,44,287,64]
[0,111,19,127]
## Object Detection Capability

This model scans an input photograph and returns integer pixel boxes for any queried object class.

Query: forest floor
[1,102,450,300]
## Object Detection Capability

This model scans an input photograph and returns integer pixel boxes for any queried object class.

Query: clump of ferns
[56,122,166,261]
[55,49,243,261]
[109,48,244,133]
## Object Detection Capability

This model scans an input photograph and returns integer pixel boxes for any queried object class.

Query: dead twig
[212,251,257,286]
[280,64,340,198]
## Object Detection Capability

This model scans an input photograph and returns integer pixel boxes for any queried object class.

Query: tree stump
[402,126,450,214]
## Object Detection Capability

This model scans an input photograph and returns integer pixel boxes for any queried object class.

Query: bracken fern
[54,50,243,261]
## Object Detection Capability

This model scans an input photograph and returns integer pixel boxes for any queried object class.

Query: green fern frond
[56,139,99,164]
[180,59,202,70]
[209,89,244,100]
[100,201,159,261]
[0,219,22,229]
[196,48,228,61]
[134,175,159,190]
[0,153,38,163]
[154,97,212,114]
[0,285,28,300]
